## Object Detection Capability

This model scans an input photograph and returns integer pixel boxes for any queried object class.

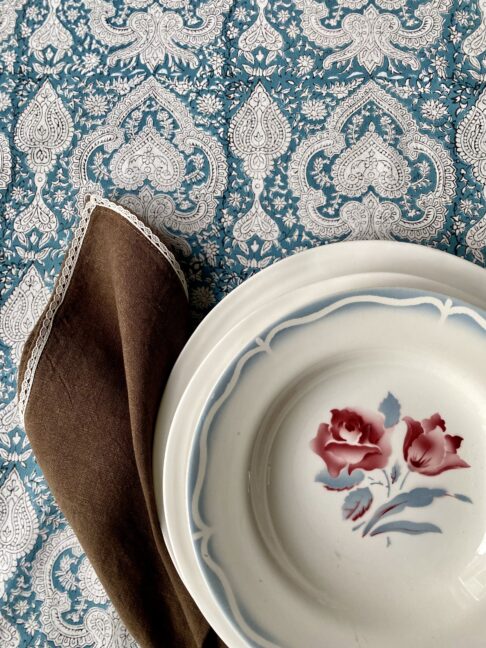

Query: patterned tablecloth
[0,0,485,645]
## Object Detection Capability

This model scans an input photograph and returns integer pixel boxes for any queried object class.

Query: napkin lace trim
[18,194,188,423]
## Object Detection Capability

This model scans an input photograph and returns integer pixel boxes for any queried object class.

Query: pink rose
[403,413,470,476]
[311,408,391,478]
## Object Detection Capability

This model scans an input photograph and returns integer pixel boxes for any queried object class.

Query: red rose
[403,413,469,476]
[311,408,391,478]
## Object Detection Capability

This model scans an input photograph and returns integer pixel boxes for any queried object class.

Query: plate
[186,288,486,648]
[157,243,486,647]
[155,242,486,550]
[162,266,486,648]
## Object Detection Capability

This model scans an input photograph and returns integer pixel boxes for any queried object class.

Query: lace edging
[17,194,188,423]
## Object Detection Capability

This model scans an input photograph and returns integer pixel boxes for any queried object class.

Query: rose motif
[403,413,470,476]
[311,396,472,544]
[311,408,391,478]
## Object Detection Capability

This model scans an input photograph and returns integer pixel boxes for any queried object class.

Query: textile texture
[0,0,486,645]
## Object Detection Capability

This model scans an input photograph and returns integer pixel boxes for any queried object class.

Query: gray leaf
[343,487,373,521]
[390,462,401,484]
[315,468,364,491]
[370,521,442,536]
[362,487,448,536]
[378,392,401,427]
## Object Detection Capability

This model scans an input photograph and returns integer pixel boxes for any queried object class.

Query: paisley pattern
[32,527,136,647]
[0,0,485,644]
[0,614,20,646]
[463,0,486,70]
[289,80,455,241]
[30,0,73,63]
[14,80,73,242]
[0,133,11,189]
[0,266,50,363]
[69,76,227,234]
[239,0,283,59]
[0,470,38,598]
[229,82,291,242]
[0,0,27,44]
[296,0,452,73]
[85,0,232,69]
[457,86,486,259]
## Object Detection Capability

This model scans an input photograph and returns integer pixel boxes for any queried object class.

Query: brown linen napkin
[17,197,225,648]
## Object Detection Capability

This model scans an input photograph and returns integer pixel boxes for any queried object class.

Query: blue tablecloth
[0,0,485,644]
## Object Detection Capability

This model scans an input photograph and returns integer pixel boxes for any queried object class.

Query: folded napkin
[17,197,225,648]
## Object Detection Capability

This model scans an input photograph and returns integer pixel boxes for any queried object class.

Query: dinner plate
[185,287,486,648]
[162,264,486,648]
[155,242,486,553]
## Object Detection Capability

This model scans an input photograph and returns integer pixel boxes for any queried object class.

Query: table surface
[0,0,485,645]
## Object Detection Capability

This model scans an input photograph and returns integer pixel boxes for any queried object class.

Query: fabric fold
[18,196,224,648]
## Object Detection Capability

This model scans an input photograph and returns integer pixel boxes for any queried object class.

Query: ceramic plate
[185,288,486,648]
[158,243,486,647]
[155,243,486,546]
[164,272,472,648]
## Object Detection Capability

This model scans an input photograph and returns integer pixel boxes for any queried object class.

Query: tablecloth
[0,0,485,645]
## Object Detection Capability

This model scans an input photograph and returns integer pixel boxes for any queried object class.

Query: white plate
[186,288,486,648]
[157,241,486,648]
[155,242,486,539]
[165,280,486,647]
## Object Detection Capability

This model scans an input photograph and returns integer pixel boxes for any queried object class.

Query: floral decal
[402,414,470,476]
[311,394,471,542]
[312,408,391,477]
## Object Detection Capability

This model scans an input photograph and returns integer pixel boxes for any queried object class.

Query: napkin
[17,197,225,648]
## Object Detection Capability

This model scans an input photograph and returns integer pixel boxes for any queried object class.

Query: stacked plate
[153,242,486,648]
